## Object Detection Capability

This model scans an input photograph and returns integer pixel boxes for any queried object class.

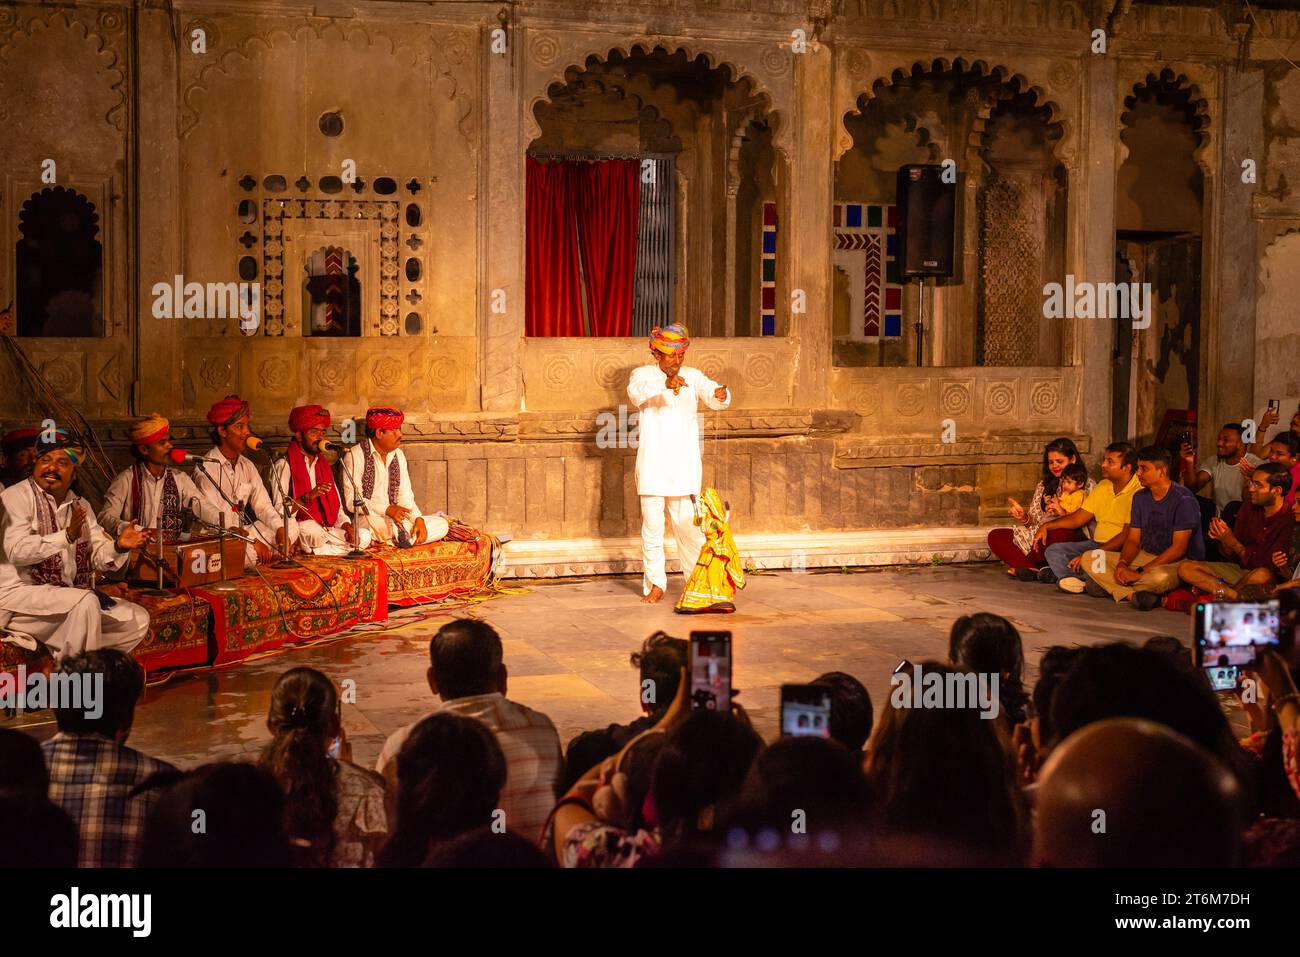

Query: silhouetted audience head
[811,671,873,751]
[261,667,342,867]
[630,631,688,715]
[140,762,292,867]
[379,712,507,867]
[1142,635,1196,675]
[1034,718,1243,867]
[428,618,505,700]
[0,727,49,796]
[726,736,869,840]
[1031,645,1085,751]
[423,827,553,868]
[948,613,1029,726]
[0,792,78,867]
[52,649,144,739]
[866,662,1026,863]
[651,710,763,844]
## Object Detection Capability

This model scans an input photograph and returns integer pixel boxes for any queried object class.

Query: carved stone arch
[1117,66,1214,175]
[839,56,1068,167]
[524,39,784,158]
[181,22,442,140]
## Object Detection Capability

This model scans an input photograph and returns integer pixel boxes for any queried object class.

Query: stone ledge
[501,527,992,579]
[834,432,1092,467]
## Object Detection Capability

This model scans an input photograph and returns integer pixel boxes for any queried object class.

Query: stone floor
[8,563,1197,769]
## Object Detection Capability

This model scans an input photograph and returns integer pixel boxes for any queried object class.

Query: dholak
[131,536,247,587]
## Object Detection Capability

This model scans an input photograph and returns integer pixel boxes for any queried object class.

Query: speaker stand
[914,277,926,368]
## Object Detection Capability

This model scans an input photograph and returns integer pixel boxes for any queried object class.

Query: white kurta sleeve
[692,368,731,411]
[268,459,291,510]
[338,447,362,518]
[628,369,671,410]
[2,488,68,568]
[97,469,133,536]
[245,461,284,530]
[174,471,224,528]
[86,508,129,572]
[397,450,421,516]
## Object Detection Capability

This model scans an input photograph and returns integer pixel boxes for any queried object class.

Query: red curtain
[574,159,639,337]
[525,156,583,337]
[525,156,640,337]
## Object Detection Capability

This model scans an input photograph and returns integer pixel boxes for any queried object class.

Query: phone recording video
[689,631,732,711]
[1206,665,1240,693]
[780,684,832,738]
[1194,599,1281,672]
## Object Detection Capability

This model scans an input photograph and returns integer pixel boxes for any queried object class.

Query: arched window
[16,187,104,337]
[303,246,361,336]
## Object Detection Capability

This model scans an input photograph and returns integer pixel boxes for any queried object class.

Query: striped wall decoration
[832,203,902,339]
[760,201,777,336]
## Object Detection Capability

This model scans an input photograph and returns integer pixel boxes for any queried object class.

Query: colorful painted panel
[761,201,777,336]
[833,202,903,339]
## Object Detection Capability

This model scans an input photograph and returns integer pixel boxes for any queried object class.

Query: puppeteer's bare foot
[642,585,665,604]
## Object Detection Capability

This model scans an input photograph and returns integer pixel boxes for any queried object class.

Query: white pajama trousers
[640,495,704,596]
[7,590,149,660]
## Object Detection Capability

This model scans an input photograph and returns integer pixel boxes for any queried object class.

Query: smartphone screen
[1269,399,1281,415]
[1194,599,1281,670]
[689,631,731,711]
[781,684,832,738]
[1206,666,1240,693]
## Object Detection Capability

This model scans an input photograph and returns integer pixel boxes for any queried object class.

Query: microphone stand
[137,513,171,597]
[205,511,241,593]
[268,444,297,569]
[337,445,370,560]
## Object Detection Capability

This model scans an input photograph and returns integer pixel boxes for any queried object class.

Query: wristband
[1273,692,1300,712]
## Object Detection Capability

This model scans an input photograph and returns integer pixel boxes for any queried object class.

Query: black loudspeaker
[895,164,956,279]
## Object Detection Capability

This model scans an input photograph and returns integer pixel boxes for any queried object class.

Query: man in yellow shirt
[1032,441,1141,592]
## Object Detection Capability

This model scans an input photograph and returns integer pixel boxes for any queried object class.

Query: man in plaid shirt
[43,649,176,867]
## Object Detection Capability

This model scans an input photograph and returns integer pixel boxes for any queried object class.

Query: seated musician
[99,414,222,539]
[269,404,371,556]
[0,430,150,658]
[192,395,287,566]
[1,427,40,488]
[338,407,447,547]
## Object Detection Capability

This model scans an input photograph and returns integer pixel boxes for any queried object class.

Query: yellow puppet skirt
[675,547,738,614]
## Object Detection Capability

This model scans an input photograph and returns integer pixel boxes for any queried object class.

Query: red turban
[207,395,249,427]
[288,404,330,433]
[2,428,40,456]
[365,407,404,431]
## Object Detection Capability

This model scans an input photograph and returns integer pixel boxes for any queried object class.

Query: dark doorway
[16,187,104,337]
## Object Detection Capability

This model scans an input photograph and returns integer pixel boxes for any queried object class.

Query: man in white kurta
[0,439,150,659]
[99,414,222,537]
[338,407,447,547]
[268,404,371,556]
[190,396,286,567]
[628,323,730,603]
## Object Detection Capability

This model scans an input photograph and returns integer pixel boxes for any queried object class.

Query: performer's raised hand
[665,373,686,394]
[714,385,728,402]
[66,505,87,543]
[307,480,332,501]
[115,521,147,552]
[385,503,411,524]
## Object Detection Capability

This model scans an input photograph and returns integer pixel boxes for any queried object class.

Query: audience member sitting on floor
[947,613,1029,748]
[561,629,687,791]
[260,666,389,868]
[1178,462,1294,601]
[864,662,1027,865]
[1032,442,1140,590]
[1033,718,1243,867]
[1054,462,1089,517]
[724,736,870,841]
[1271,494,1300,591]
[988,437,1090,580]
[810,671,873,754]
[423,826,553,868]
[0,792,79,868]
[1180,422,1261,520]
[1013,645,1085,787]
[43,649,176,868]
[1244,431,1300,509]
[554,685,763,868]
[377,712,507,867]
[140,762,292,867]
[374,618,562,845]
[0,726,50,797]
[1079,445,1205,610]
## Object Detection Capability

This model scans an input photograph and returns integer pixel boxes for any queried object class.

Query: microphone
[244,434,266,452]
[316,438,357,455]
[169,449,202,465]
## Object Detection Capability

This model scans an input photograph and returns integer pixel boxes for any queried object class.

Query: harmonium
[130,535,246,587]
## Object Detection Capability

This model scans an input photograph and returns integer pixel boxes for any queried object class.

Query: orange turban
[131,414,169,446]
[649,323,690,355]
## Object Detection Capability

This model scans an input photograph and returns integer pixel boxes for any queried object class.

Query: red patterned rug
[100,584,213,672]
[371,534,494,608]
[195,555,388,665]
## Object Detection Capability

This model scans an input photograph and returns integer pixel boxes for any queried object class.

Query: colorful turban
[131,413,169,446]
[288,404,331,433]
[207,395,250,428]
[34,428,83,466]
[365,407,404,432]
[1,428,40,456]
[649,323,690,355]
